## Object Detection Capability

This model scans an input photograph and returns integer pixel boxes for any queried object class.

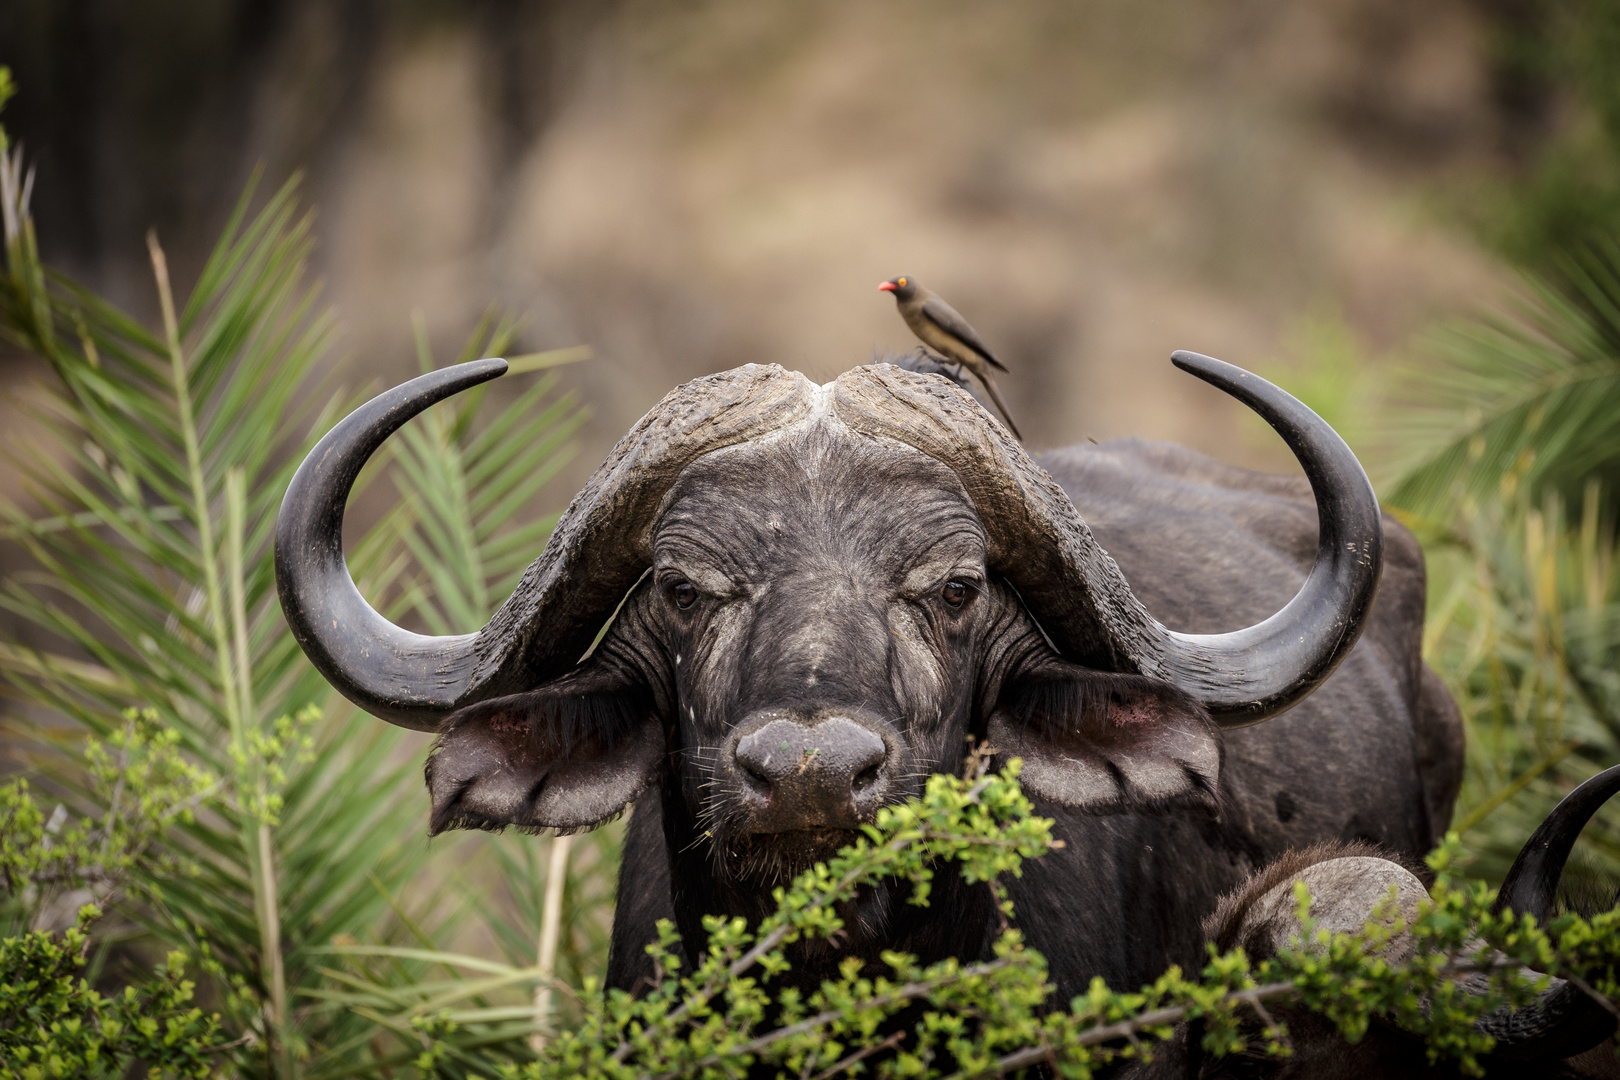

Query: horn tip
[1170,350,1223,375]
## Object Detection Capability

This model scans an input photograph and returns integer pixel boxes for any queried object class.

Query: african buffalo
[274,352,1463,1002]
[1120,765,1620,1078]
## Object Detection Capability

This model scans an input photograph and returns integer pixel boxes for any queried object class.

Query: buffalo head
[274,354,1381,899]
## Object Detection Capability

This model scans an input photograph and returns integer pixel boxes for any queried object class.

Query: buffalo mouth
[719,827,864,886]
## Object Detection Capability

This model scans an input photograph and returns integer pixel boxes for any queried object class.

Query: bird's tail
[975,372,1023,441]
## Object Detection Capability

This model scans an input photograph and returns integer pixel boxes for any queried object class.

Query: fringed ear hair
[989,662,1219,815]
[426,666,660,836]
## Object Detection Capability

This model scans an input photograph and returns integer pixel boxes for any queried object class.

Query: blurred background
[0,0,1574,471]
[6,1,1620,1072]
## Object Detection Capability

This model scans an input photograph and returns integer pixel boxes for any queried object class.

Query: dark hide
[431,429,1460,1003]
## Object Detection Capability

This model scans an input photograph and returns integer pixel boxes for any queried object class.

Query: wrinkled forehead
[653,414,987,565]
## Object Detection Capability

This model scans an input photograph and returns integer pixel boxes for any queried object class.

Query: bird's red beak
[877,281,896,292]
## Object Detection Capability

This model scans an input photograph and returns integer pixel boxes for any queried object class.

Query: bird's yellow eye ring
[897,277,907,287]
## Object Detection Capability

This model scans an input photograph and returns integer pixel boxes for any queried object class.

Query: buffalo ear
[988,664,1219,814]
[425,665,661,835]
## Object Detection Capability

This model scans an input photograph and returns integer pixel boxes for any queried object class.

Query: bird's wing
[920,298,1006,370]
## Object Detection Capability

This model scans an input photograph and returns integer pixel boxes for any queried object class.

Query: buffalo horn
[1474,763,1620,1062]
[282,353,1377,732]
[1152,352,1383,724]
[275,360,816,729]
[833,351,1382,726]
[275,360,506,729]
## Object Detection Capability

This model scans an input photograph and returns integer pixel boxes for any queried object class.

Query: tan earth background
[0,0,1548,503]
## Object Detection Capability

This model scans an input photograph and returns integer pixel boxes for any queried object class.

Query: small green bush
[0,712,220,1079]
[478,756,1620,1078]
[0,912,218,1080]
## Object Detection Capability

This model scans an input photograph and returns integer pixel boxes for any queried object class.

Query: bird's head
[878,275,918,301]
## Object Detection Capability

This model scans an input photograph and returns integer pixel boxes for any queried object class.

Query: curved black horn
[1155,351,1383,726]
[829,356,1384,727]
[1496,763,1620,920]
[279,360,820,732]
[275,359,507,730]
[1477,762,1620,1061]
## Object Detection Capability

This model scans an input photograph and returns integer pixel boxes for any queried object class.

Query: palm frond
[1386,242,1620,519]
[304,946,552,1080]
[0,151,604,1078]
[392,311,588,635]
[1421,485,1620,883]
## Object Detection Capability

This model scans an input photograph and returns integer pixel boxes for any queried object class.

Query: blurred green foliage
[1480,0,1620,271]
[1,912,219,1080]
[1,711,215,927]
[1383,108,1620,884]
[1386,243,1620,519]
[1410,487,1620,884]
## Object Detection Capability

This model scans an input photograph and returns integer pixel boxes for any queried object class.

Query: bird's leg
[922,348,972,388]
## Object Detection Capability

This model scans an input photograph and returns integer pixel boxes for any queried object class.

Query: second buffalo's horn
[1475,763,1620,1062]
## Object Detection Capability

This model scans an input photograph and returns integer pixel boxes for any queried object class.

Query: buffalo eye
[671,581,698,610]
[941,581,968,609]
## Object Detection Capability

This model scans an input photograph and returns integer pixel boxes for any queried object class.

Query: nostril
[852,763,882,793]
[847,735,886,777]
[734,749,774,794]
[734,732,785,796]
[739,759,773,794]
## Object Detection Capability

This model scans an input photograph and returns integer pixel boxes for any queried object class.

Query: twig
[159,780,225,824]
[1242,988,1291,1053]
[810,1029,906,1080]
[641,958,1021,1080]
[966,1040,1058,1077]
[1082,984,1295,1050]
[101,721,132,863]
[530,833,573,1054]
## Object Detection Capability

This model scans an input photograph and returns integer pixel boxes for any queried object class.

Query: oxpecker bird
[879,274,1022,439]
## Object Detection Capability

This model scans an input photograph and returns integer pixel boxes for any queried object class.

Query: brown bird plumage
[878,274,1022,439]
